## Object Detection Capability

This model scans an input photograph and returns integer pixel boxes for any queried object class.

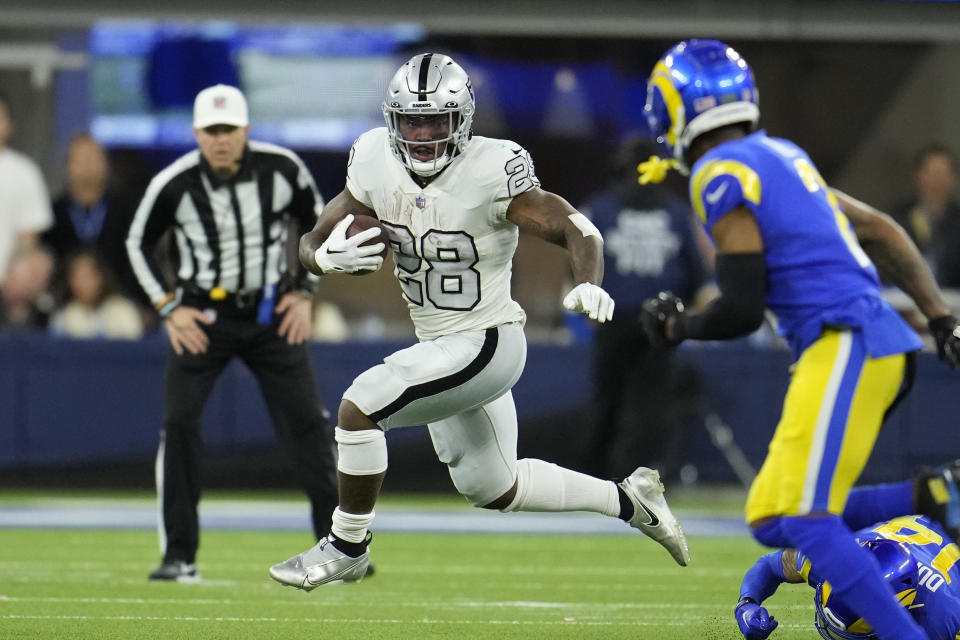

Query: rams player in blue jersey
[638,39,960,640]
[735,514,960,640]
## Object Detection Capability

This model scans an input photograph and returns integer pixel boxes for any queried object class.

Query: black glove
[929,315,960,369]
[640,291,686,347]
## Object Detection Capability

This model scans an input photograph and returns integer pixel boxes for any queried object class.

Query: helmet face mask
[382,53,475,177]
[644,39,760,172]
[812,539,920,640]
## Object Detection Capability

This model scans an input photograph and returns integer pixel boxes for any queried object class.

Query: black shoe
[149,560,200,582]
[915,459,960,541]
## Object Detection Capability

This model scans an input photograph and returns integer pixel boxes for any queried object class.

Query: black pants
[159,312,336,564]
[585,310,701,481]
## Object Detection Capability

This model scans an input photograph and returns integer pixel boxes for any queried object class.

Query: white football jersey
[347,128,535,340]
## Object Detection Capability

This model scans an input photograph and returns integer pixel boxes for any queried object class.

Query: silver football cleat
[619,466,691,567]
[269,536,369,591]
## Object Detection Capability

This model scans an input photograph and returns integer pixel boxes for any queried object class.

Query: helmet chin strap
[404,144,453,177]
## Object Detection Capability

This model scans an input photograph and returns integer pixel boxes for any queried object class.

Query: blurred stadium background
[2,2,960,637]
[1,0,958,492]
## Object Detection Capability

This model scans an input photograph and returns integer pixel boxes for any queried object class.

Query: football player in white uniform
[269,53,690,590]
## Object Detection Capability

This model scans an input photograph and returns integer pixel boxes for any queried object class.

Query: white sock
[331,506,375,544]
[502,458,620,517]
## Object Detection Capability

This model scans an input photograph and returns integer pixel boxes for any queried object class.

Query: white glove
[563,282,615,323]
[314,214,385,274]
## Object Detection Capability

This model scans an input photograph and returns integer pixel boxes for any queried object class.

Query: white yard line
[0,595,815,611]
[0,613,814,629]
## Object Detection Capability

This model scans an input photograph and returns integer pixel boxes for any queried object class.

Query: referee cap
[193,84,248,129]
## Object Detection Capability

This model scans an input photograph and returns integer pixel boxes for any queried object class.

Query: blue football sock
[750,516,791,548]
[779,515,926,640]
[843,482,914,531]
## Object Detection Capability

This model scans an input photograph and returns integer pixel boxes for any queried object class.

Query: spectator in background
[579,137,715,482]
[44,134,151,317]
[0,93,54,329]
[891,144,960,288]
[0,247,54,329]
[48,248,143,340]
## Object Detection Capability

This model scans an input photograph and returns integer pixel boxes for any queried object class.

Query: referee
[127,84,338,581]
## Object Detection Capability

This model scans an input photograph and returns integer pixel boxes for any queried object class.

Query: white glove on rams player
[314,214,385,274]
[563,282,615,323]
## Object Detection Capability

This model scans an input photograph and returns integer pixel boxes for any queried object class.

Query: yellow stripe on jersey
[649,61,685,148]
[690,159,761,223]
[933,543,960,584]
[874,516,944,547]
[799,557,813,582]
[874,515,960,583]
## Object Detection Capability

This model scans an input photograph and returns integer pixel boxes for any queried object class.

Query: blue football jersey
[689,131,922,358]
[797,515,960,640]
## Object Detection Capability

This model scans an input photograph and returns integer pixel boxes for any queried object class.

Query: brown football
[346,214,388,275]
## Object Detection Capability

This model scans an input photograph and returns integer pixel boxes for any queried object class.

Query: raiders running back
[346,127,533,340]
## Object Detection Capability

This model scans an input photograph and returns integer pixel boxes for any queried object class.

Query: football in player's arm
[299,169,613,322]
[269,53,689,593]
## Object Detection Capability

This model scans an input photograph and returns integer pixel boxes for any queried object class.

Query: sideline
[0,499,748,536]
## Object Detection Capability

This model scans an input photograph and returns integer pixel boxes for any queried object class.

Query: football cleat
[269,535,370,591]
[148,560,200,583]
[915,458,960,541]
[619,467,691,566]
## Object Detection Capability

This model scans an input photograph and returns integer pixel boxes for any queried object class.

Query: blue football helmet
[644,39,759,172]
[813,538,920,640]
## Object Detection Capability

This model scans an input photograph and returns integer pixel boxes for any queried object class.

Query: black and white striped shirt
[126,141,322,310]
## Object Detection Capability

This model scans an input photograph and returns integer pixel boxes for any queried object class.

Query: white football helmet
[382,53,475,177]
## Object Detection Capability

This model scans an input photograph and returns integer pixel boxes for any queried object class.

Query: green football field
[0,489,817,640]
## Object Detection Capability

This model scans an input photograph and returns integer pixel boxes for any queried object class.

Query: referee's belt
[182,285,262,310]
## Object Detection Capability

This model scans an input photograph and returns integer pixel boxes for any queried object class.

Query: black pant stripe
[369,327,499,423]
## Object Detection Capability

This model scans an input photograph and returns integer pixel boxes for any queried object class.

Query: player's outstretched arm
[834,189,960,367]
[507,188,614,322]
[735,549,806,640]
[298,188,377,276]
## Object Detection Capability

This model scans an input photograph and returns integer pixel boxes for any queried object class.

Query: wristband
[735,596,758,611]
[156,290,182,318]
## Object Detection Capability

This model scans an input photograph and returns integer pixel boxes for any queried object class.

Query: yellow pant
[745,329,906,524]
